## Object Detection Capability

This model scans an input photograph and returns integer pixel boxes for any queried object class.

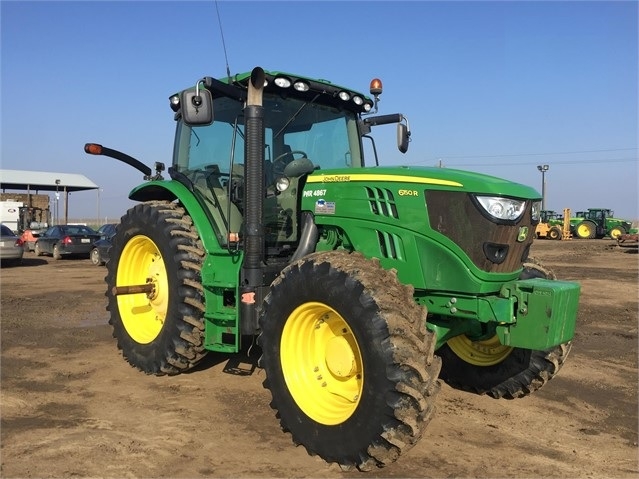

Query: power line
[438,157,639,168]
[425,147,638,161]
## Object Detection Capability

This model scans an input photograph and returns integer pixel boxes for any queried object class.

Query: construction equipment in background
[18,205,52,252]
[616,233,639,249]
[572,208,633,239]
[18,205,51,232]
[535,209,572,240]
[560,208,573,240]
[0,194,51,233]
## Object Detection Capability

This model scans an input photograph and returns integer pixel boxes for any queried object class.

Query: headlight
[475,196,526,222]
[274,76,291,88]
[531,201,542,222]
[169,95,180,112]
[293,81,309,92]
[275,176,290,192]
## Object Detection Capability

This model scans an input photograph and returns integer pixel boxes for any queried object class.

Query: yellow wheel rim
[280,302,363,425]
[447,334,513,366]
[116,235,168,344]
[577,224,591,238]
[610,229,621,239]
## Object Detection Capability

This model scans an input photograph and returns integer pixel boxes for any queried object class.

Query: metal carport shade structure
[0,170,98,225]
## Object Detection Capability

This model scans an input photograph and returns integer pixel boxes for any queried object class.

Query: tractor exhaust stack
[240,67,266,333]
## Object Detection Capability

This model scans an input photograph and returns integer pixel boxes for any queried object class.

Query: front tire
[609,226,625,239]
[438,258,572,399]
[548,226,562,240]
[258,250,441,470]
[106,201,208,375]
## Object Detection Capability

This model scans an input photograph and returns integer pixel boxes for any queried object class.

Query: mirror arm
[363,113,404,127]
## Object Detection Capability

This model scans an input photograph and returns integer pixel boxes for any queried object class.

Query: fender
[129,181,225,254]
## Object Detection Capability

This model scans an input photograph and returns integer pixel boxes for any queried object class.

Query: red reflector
[62,236,73,244]
[15,238,23,246]
[84,143,103,155]
[241,292,256,304]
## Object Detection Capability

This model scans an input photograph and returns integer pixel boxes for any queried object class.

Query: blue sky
[2,0,637,222]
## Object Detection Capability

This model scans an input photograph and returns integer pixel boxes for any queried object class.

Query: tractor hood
[306,165,541,199]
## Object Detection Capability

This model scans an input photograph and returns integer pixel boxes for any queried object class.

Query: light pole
[96,187,102,227]
[537,165,549,210]
[55,179,61,225]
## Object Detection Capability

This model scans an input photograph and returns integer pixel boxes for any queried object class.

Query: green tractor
[572,208,633,239]
[85,67,580,470]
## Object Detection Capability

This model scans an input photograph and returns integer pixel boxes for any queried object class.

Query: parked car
[0,224,24,266]
[97,223,117,237]
[34,225,101,260]
[90,223,117,266]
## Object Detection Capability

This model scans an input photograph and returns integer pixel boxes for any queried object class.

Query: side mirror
[397,123,410,153]
[180,87,213,125]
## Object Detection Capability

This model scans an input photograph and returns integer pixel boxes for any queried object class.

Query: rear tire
[52,244,62,260]
[106,201,208,375]
[438,258,572,399]
[575,221,596,239]
[258,250,441,470]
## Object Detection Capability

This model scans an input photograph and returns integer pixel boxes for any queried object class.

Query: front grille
[426,190,534,273]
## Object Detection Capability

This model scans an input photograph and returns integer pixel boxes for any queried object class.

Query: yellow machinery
[536,208,572,240]
[561,208,572,240]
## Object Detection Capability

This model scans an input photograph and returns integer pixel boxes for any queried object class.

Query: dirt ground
[1,239,637,478]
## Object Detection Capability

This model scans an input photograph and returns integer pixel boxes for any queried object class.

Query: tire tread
[259,250,441,470]
[106,201,207,375]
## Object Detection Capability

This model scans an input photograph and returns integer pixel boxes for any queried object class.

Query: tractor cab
[168,71,410,254]
[540,210,562,223]
[583,208,612,221]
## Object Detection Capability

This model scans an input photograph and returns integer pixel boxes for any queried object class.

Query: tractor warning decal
[315,199,335,215]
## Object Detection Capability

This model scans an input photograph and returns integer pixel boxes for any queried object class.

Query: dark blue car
[90,223,117,266]
[34,225,101,260]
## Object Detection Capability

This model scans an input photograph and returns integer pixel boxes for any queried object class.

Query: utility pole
[96,187,102,227]
[537,165,549,210]
[55,179,60,225]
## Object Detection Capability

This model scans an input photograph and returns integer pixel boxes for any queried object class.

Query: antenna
[215,0,232,80]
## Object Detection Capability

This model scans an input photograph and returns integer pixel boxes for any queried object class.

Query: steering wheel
[272,150,309,176]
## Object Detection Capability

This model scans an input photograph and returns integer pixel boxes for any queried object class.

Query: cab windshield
[172,94,363,178]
